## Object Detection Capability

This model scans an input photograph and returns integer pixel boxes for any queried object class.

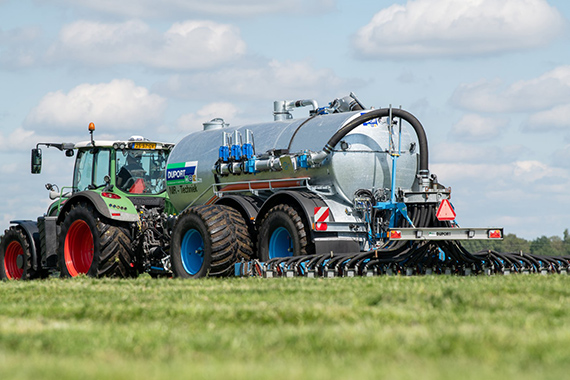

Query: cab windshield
[116,149,168,195]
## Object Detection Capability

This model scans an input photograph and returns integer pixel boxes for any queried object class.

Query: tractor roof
[74,140,174,150]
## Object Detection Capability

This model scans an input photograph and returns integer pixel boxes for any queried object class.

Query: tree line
[461,229,570,256]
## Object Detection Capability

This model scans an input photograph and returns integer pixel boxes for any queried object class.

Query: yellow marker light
[88,122,95,131]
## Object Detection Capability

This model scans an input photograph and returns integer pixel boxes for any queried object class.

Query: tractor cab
[32,124,174,197]
[72,138,172,196]
[31,124,174,219]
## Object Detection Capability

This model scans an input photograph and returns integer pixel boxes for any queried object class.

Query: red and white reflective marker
[314,207,330,231]
[436,199,456,221]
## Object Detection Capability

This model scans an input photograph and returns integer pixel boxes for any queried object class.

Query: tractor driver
[117,151,147,192]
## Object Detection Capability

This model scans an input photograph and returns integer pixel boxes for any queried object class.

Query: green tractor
[0,123,176,279]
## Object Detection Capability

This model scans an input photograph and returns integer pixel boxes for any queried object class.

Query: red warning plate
[436,199,456,221]
[314,207,329,231]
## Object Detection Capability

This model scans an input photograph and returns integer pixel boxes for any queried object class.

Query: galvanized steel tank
[166,110,419,212]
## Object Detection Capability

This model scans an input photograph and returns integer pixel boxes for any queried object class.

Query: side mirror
[31,148,42,174]
[103,175,114,192]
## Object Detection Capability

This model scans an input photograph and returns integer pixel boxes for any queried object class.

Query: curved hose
[323,108,429,177]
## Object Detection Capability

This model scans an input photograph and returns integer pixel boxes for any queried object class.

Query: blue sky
[0,0,569,239]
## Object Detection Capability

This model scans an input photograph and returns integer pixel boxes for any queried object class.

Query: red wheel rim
[4,241,24,280]
[64,220,94,276]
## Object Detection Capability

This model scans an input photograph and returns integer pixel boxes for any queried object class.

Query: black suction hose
[323,108,429,176]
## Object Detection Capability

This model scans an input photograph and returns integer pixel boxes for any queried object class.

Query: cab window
[73,148,110,191]
[116,149,168,194]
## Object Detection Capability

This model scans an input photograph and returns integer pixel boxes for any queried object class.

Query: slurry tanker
[4,93,566,280]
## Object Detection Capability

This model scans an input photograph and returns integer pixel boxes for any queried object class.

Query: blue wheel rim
[181,229,204,275]
[269,227,293,259]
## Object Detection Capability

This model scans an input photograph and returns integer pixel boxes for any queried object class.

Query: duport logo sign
[166,161,199,185]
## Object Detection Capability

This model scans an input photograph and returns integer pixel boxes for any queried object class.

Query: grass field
[0,275,569,380]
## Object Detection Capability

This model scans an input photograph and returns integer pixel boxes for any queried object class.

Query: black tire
[170,205,252,278]
[0,227,34,280]
[59,202,134,278]
[226,207,254,263]
[257,203,314,261]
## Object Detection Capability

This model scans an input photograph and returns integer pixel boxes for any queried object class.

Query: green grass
[1,275,569,379]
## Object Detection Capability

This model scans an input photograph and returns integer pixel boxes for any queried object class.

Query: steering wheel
[123,177,135,190]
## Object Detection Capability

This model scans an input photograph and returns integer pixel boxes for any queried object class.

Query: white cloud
[524,104,570,132]
[0,128,36,152]
[44,0,335,18]
[25,79,166,131]
[48,20,246,70]
[354,0,566,59]
[451,79,515,113]
[158,59,357,101]
[431,159,570,237]
[451,66,570,113]
[512,160,561,183]
[451,66,570,134]
[450,114,508,142]
[176,103,241,134]
[435,156,568,187]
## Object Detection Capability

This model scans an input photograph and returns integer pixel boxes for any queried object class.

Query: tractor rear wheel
[170,205,252,278]
[0,227,34,280]
[59,202,134,278]
[257,204,314,261]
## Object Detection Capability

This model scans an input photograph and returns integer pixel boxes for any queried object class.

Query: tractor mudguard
[57,191,112,222]
[57,191,139,224]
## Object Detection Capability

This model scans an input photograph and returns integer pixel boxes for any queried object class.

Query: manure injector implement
[2,94,568,280]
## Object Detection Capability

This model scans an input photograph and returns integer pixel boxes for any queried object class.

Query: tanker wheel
[257,203,314,261]
[0,227,34,280]
[225,207,254,265]
[170,205,251,278]
[58,202,134,278]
